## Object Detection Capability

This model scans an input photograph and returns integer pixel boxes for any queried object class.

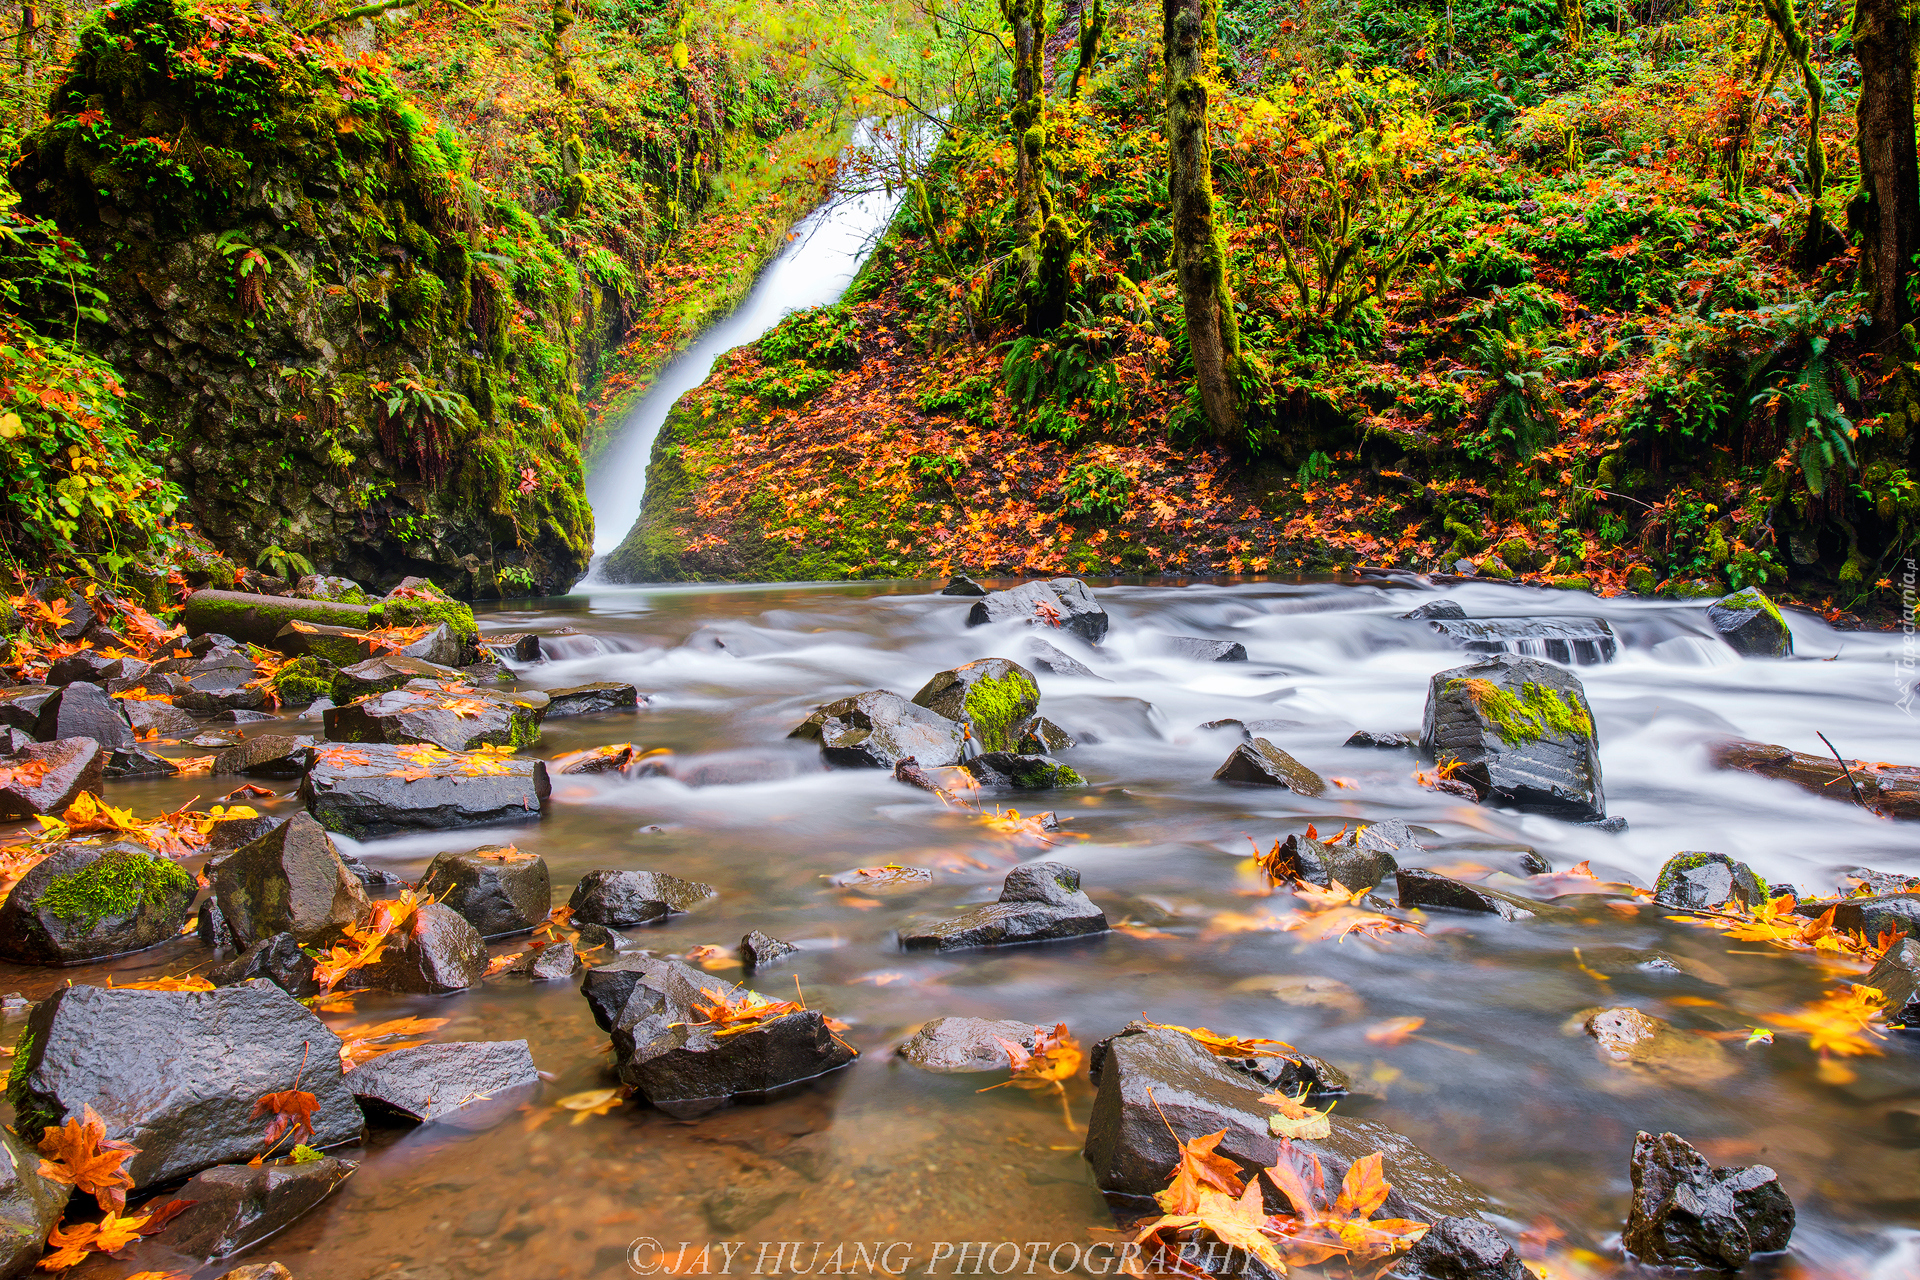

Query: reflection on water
[10,578,1918,1277]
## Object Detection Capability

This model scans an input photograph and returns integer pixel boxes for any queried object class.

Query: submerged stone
[163,1155,357,1261]
[1395,868,1570,922]
[1865,938,1920,1029]
[1157,636,1248,662]
[899,862,1107,951]
[897,1018,1040,1074]
[544,681,641,718]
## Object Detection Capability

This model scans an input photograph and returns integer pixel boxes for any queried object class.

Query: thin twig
[1816,732,1867,807]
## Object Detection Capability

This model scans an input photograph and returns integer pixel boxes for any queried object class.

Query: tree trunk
[1851,0,1919,347]
[1003,0,1067,334]
[1757,0,1829,267]
[1070,0,1105,99]
[1163,0,1241,437]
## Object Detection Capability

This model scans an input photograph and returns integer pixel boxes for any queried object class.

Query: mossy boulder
[910,658,1041,753]
[211,813,370,948]
[1653,852,1768,912]
[959,752,1084,790]
[270,655,336,707]
[1705,588,1793,658]
[367,582,480,645]
[1421,654,1605,822]
[0,840,195,965]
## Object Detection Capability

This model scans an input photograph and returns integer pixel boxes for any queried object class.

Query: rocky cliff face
[14,0,596,596]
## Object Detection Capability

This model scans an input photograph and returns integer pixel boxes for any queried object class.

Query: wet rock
[1231,1052,1352,1101]
[1158,636,1248,662]
[207,811,285,852]
[1421,654,1604,822]
[1082,1025,1503,1231]
[741,930,798,973]
[704,1184,794,1233]
[0,1125,67,1277]
[1424,616,1619,665]
[323,679,548,752]
[543,681,640,718]
[163,1155,357,1260]
[965,578,1110,645]
[355,903,489,994]
[1345,729,1416,750]
[273,621,378,666]
[586,956,856,1118]
[172,653,270,714]
[212,734,317,778]
[419,845,550,938]
[552,743,664,776]
[0,841,194,965]
[0,737,104,818]
[294,574,366,602]
[182,589,373,647]
[124,699,198,739]
[1024,639,1104,680]
[911,658,1041,753]
[1402,600,1467,620]
[1709,739,1920,820]
[939,574,988,597]
[48,649,144,686]
[7,980,363,1188]
[1817,892,1920,942]
[213,812,370,948]
[1212,738,1327,795]
[899,862,1107,951]
[1395,868,1568,922]
[346,1040,539,1123]
[198,895,236,952]
[209,932,321,998]
[1576,947,1686,977]
[570,869,717,928]
[300,742,550,838]
[330,654,463,702]
[1865,938,1920,1029]
[1267,829,1399,893]
[105,748,178,779]
[1622,1131,1793,1270]
[960,752,1084,789]
[479,632,541,663]
[897,1018,1040,1073]
[1583,1009,1734,1085]
[0,686,57,734]
[212,708,278,725]
[1706,588,1794,658]
[190,731,242,748]
[499,940,581,980]
[1653,852,1767,912]
[0,727,31,755]
[1398,1216,1531,1280]
[1016,716,1076,753]
[31,682,134,752]
[787,690,966,769]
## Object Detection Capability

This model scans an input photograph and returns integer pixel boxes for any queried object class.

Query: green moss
[963,671,1039,753]
[1451,677,1595,747]
[271,656,336,706]
[368,593,478,642]
[1627,565,1656,595]
[39,850,192,932]
[1009,759,1083,789]
[1718,586,1786,630]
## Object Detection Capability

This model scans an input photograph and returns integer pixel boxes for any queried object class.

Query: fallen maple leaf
[36,1106,136,1211]
[252,1089,319,1153]
[556,1087,625,1123]
[335,1016,450,1067]
[1260,1090,1333,1140]
[978,1022,1082,1130]
[1263,1144,1430,1267]
[39,1207,151,1270]
[1140,1020,1295,1058]
[1364,1017,1426,1046]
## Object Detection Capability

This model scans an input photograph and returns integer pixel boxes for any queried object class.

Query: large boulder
[0,737,104,818]
[300,742,549,838]
[1653,852,1768,912]
[543,682,640,718]
[898,1018,1042,1074]
[6,981,364,1189]
[1081,1026,1524,1276]
[1420,654,1604,822]
[0,841,195,965]
[31,682,133,751]
[1622,1131,1793,1270]
[323,679,548,752]
[0,1125,67,1278]
[180,590,372,647]
[419,845,550,938]
[346,1040,539,1123]
[569,869,716,928]
[788,690,965,769]
[585,956,856,1119]
[355,904,489,994]
[1212,738,1327,795]
[899,862,1107,951]
[965,578,1109,645]
[161,1155,357,1261]
[0,687,57,734]
[911,659,1041,753]
[1705,588,1793,658]
[213,813,370,948]
[1420,615,1618,665]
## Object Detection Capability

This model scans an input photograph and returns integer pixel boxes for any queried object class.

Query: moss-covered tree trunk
[1757,0,1829,267]
[1001,0,1069,334]
[1850,0,1919,347]
[1070,0,1106,99]
[1163,0,1241,437]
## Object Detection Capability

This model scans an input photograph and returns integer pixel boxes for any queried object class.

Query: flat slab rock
[1710,739,1920,821]
[1422,654,1605,822]
[543,681,640,718]
[346,1040,539,1123]
[8,980,363,1189]
[300,742,550,838]
[899,862,1107,951]
[212,734,317,778]
[788,690,964,769]
[163,1155,357,1261]
[0,736,104,818]
[323,678,548,752]
[585,956,855,1119]
[1396,868,1572,922]
[897,1017,1042,1073]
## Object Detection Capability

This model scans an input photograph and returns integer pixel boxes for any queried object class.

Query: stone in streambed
[1267,825,1405,893]
[1024,639,1104,680]
[1423,615,1619,665]
[300,742,549,838]
[0,737,104,818]
[897,1018,1040,1074]
[788,690,965,769]
[1212,738,1326,794]
[1654,852,1768,912]
[105,748,179,779]
[912,658,1040,753]
[569,869,716,928]
[209,932,321,998]
[584,956,855,1118]
[6,980,364,1189]
[172,655,270,714]
[965,578,1109,645]
[162,1155,357,1261]
[1806,892,1920,942]
[543,681,640,718]
[1399,1218,1532,1280]
[1158,636,1247,662]
[355,904,489,994]
[1395,868,1570,922]
[329,654,463,702]
[1016,716,1076,753]
[125,699,197,739]
[1623,1131,1793,1270]
[1710,739,1920,820]
[499,939,581,981]
[0,841,194,965]
[420,845,550,938]
[1866,938,1920,1029]
[1706,587,1793,658]
[899,862,1107,951]
[960,752,1083,790]
[213,813,370,948]
[346,1040,539,1124]
[1344,729,1417,750]
[741,930,798,974]
[31,681,134,751]
[939,574,987,597]
[212,734,318,778]
[1421,654,1604,822]
[323,678,548,752]
[1583,1008,1735,1085]
[0,686,57,734]
[0,1124,67,1277]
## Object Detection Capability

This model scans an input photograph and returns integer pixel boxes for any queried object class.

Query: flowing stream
[32,579,1920,1278]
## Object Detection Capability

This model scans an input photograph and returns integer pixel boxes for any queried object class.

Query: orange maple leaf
[36,1106,136,1211]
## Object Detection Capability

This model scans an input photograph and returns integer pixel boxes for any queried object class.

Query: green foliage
[1464,325,1573,462]
[256,543,314,581]
[1744,303,1864,497]
[915,376,998,428]
[1061,462,1133,518]
[1002,334,1127,443]
[760,304,862,369]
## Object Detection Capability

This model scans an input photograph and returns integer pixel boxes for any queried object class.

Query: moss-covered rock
[910,659,1041,754]
[0,840,196,965]
[271,656,337,708]
[1705,587,1793,658]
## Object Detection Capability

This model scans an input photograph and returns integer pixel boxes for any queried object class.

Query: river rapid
[22,577,1917,1279]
